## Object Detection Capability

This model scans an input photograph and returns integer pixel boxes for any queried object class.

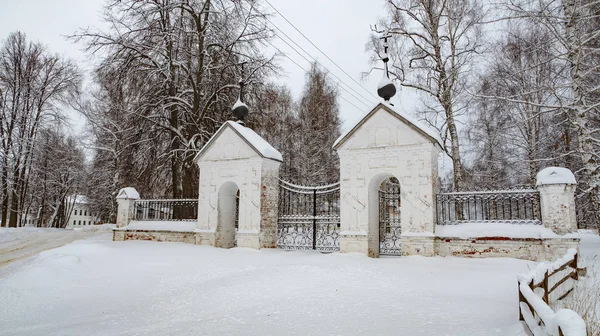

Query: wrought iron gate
[379,180,402,255]
[276,180,340,251]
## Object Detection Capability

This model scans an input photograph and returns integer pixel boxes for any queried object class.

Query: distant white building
[66,196,99,228]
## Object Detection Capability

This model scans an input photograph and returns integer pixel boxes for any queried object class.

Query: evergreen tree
[296,63,341,185]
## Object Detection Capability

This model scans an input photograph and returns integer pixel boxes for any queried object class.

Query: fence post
[543,271,549,304]
[573,252,579,281]
[116,187,140,228]
[312,188,317,250]
[536,167,577,235]
[518,280,524,321]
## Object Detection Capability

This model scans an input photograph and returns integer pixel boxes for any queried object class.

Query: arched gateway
[333,103,443,257]
[195,121,282,249]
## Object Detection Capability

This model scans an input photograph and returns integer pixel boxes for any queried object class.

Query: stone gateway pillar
[195,121,282,250]
[115,187,140,228]
[333,103,442,258]
[536,167,578,235]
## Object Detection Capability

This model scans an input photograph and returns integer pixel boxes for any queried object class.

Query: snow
[232,97,248,111]
[116,187,140,200]
[0,234,539,336]
[197,121,283,162]
[377,74,394,90]
[0,227,108,268]
[120,220,197,232]
[226,121,283,162]
[435,223,573,239]
[536,167,577,186]
[401,231,435,237]
[333,102,444,149]
[65,194,89,204]
[555,309,587,335]
[516,247,589,336]
[578,230,600,268]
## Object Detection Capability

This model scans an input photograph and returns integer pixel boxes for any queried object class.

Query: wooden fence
[518,250,587,336]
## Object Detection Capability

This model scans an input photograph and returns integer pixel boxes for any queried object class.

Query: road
[0,227,109,267]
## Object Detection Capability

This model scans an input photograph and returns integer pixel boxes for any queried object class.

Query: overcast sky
[0,0,420,135]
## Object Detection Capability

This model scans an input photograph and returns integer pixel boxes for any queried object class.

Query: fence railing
[436,189,541,225]
[518,250,587,336]
[133,199,198,221]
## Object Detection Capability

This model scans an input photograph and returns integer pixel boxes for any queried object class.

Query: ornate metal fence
[436,189,541,225]
[277,180,340,251]
[133,199,198,221]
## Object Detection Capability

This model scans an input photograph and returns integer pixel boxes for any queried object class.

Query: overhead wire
[263,15,376,107]
[263,0,382,102]
[270,33,371,109]
[263,38,367,113]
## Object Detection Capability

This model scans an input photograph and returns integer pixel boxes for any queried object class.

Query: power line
[272,33,371,109]
[264,15,376,107]
[263,39,367,114]
[264,0,381,102]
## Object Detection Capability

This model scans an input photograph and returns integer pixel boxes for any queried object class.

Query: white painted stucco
[196,122,280,249]
[335,104,441,257]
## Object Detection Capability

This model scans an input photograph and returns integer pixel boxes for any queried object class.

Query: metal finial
[232,62,249,125]
[377,32,396,103]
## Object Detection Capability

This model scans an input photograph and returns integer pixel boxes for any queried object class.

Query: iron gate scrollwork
[379,179,402,255]
[276,180,340,251]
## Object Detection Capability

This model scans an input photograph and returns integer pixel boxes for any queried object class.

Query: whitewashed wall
[196,126,280,249]
[336,105,441,257]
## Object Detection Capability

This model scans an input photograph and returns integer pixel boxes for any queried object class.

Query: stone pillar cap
[116,187,140,200]
[536,167,577,186]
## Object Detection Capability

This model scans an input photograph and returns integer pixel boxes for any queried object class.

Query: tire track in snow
[0,231,95,267]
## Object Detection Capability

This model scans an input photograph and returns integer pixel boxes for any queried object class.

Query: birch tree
[468,25,563,187]
[369,0,485,191]
[496,0,600,227]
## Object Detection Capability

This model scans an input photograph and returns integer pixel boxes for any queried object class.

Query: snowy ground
[0,231,598,336]
[0,225,114,267]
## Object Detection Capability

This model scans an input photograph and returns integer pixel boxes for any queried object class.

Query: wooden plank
[549,259,573,277]
[543,271,549,304]
[549,270,576,294]
[557,287,574,301]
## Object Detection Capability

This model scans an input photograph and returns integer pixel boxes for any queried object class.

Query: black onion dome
[378,35,397,102]
[232,97,249,121]
[377,76,396,101]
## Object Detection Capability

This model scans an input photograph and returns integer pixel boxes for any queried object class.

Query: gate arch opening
[368,174,402,256]
[215,181,239,248]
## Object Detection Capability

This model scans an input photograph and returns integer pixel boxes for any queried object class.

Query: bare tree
[0,31,81,227]
[27,128,87,228]
[73,0,275,199]
[468,24,563,187]
[493,0,600,227]
[368,0,485,191]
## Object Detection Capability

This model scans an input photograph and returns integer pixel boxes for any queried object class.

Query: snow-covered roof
[333,102,444,150]
[536,167,577,186]
[65,195,89,204]
[196,121,283,162]
[116,187,140,200]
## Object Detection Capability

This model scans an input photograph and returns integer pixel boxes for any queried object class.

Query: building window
[78,220,81,225]
[73,220,76,225]
[84,210,87,216]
